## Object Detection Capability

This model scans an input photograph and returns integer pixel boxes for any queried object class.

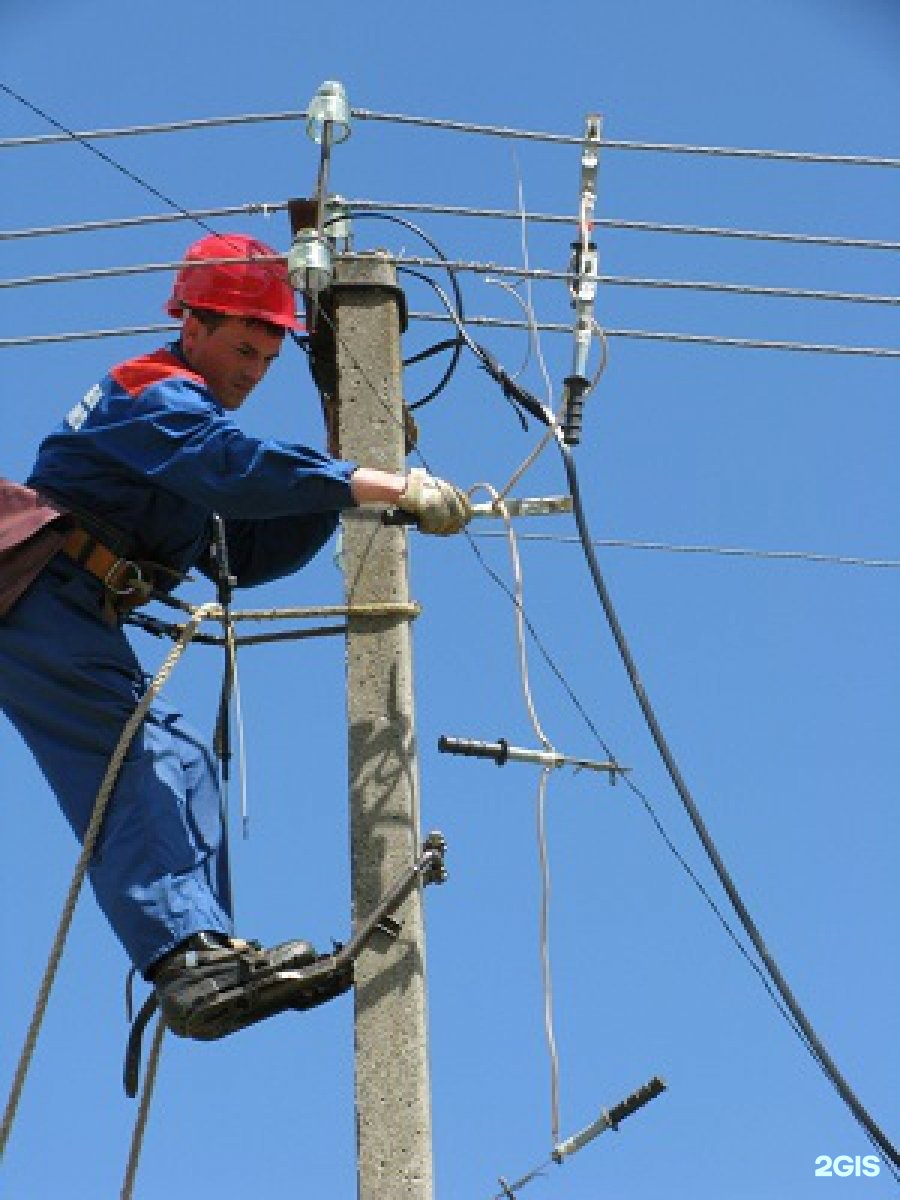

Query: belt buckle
[104,557,143,597]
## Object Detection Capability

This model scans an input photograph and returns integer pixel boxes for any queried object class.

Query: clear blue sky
[1,2,897,1197]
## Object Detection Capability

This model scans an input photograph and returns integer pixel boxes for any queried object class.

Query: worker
[0,233,471,1045]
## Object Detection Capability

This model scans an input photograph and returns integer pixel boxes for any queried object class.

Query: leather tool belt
[62,527,156,620]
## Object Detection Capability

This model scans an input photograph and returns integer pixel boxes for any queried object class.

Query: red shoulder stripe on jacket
[109,349,207,398]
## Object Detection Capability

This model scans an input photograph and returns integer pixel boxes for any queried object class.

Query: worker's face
[182,315,285,409]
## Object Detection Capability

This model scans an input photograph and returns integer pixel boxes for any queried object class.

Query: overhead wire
[4,317,899,359]
[4,97,900,166]
[6,254,900,310]
[6,201,900,256]
[471,531,900,571]
[410,315,900,359]
[0,202,287,241]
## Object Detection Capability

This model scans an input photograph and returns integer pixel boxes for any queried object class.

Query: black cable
[410,248,898,1174]
[403,336,462,368]
[557,438,900,1175]
[335,210,466,409]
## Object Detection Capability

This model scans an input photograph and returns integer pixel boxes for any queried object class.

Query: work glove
[396,468,472,536]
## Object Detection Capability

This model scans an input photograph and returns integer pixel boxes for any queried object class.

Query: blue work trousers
[0,556,233,973]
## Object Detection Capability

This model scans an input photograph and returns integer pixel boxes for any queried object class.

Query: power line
[3,97,899,168]
[365,254,900,308]
[471,531,900,570]
[0,110,305,148]
[6,253,899,312]
[0,324,177,348]
[3,317,899,360]
[5,200,900,256]
[356,111,900,167]
[350,202,900,253]
[411,314,900,359]
[0,202,287,241]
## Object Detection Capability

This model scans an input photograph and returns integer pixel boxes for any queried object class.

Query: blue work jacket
[27,342,357,586]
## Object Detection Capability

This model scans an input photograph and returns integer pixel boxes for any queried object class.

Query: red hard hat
[166,233,300,330]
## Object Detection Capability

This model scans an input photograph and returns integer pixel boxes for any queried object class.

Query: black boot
[125,932,354,1096]
[150,934,322,1039]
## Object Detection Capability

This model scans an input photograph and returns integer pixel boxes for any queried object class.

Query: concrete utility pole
[328,252,434,1199]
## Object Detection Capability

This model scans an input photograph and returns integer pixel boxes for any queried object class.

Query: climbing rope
[120,1015,166,1200]
[1,591,422,1181]
[0,601,218,1160]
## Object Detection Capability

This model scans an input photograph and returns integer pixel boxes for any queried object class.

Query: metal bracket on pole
[438,734,627,780]
[561,112,603,447]
[382,494,573,527]
[470,495,572,520]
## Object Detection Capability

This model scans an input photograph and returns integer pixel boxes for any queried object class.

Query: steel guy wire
[5,98,900,167]
[6,254,900,310]
[6,202,900,255]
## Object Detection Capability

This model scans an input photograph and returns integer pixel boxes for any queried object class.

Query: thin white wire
[497,153,558,501]
[536,765,560,1148]
[481,277,534,380]
[469,481,560,1146]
